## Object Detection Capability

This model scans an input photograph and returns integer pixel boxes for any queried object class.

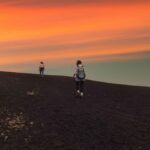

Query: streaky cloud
[87,50,150,62]
[0,0,149,7]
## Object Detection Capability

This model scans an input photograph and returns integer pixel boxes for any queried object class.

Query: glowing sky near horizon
[0,0,150,86]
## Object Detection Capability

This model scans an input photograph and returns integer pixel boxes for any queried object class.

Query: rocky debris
[0,111,34,144]
[27,91,35,96]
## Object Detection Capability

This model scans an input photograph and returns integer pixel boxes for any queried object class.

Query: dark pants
[39,67,44,76]
[76,81,84,93]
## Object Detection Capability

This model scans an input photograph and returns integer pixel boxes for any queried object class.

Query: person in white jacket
[73,60,86,97]
[39,61,45,77]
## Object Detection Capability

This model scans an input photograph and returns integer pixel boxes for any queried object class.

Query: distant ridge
[0,70,149,88]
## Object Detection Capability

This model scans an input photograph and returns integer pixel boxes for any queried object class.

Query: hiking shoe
[77,90,80,94]
[80,92,83,97]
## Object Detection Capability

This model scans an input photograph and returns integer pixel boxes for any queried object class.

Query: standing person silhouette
[39,61,45,77]
[74,60,86,97]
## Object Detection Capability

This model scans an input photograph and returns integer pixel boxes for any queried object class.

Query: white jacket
[74,64,85,81]
[39,64,44,68]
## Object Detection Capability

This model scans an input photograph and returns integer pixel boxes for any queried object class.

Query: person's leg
[39,68,42,76]
[76,81,80,94]
[42,68,44,76]
[80,81,84,96]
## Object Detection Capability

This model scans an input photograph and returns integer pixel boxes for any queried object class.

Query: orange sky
[0,2,150,66]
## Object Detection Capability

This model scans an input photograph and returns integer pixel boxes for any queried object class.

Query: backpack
[77,66,86,80]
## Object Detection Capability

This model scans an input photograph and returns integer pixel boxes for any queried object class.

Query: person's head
[76,60,82,67]
[40,61,43,64]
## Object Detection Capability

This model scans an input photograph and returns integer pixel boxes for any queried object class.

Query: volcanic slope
[0,72,150,150]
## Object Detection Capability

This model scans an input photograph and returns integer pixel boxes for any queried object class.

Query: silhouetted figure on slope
[74,60,86,97]
[39,61,45,77]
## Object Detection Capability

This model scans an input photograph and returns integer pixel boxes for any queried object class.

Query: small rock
[30,121,34,125]
[138,146,142,149]
[41,123,44,127]
[116,105,120,109]
[27,91,35,96]
[1,133,5,137]
[24,138,28,143]
[4,136,8,142]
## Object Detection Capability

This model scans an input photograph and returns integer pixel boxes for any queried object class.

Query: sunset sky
[0,0,150,86]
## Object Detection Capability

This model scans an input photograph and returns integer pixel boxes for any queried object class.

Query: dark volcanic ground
[0,71,150,150]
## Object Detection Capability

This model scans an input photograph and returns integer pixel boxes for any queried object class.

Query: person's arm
[83,66,86,79]
[73,67,77,78]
